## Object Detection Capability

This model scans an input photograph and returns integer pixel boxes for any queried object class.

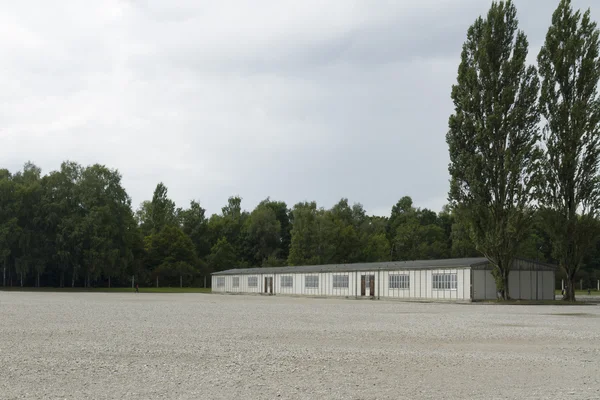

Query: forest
[0,160,599,290]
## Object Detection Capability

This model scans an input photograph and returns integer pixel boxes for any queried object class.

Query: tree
[207,237,237,273]
[449,214,479,258]
[0,169,19,286]
[363,233,391,262]
[446,0,541,299]
[327,199,363,263]
[246,202,281,265]
[287,202,321,266]
[13,162,45,287]
[386,197,450,261]
[216,196,250,264]
[387,197,415,241]
[537,0,600,301]
[259,198,292,262]
[145,225,199,285]
[50,162,85,287]
[135,201,154,237]
[180,200,211,259]
[77,164,134,287]
[149,183,178,234]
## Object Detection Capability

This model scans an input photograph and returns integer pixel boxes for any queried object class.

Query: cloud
[2,0,599,217]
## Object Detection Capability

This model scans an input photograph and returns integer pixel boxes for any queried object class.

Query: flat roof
[212,257,557,276]
[213,257,490,275]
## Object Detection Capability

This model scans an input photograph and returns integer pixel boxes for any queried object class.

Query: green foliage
[262,254,285,268]
[363,233,391,262]
[0,169,19,283]
[207,196,250,264]
[145,225,200,285]
[135,201,153,237]
[180,200,211,259]
[246,200,281,264]
[447,0,541,299]
[537,0,600,301]
[207,237,237,272]
[149,183,179,234]
[387,197,451,261]
[287,202,322,266]
[258,198,291,261]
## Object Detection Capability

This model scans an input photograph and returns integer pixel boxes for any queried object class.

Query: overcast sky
[2,0,598,217]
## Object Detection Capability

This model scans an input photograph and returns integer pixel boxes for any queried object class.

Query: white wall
[215,267,554,301]
[213,268,471,300]
[212,274,265,294]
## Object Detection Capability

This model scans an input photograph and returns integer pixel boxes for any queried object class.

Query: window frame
[280,275,293,288]
[332,275,349,289]
[389,273,410,289]
[305,275,319,289]
[247,276,258,287]
[216,277,225,287]
[232,277,240,287]
[432,272,457,290]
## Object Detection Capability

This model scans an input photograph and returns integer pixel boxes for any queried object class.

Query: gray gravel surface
[1,292,599,400]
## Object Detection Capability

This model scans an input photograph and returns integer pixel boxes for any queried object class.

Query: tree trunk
[564,271,577,302]
[37,272,40,288]
[502,269,510,301]
[180,275,182,288]
[493,262,510,301]
[108,276,111,288]
[60,271,64,288]
[20,272,23,287]
[3,263,5,287]
[156,276,159,288]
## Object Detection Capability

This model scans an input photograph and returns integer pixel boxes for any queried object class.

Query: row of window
[217,273,458,290]
[389,274,410,289]
[432,273,457,290]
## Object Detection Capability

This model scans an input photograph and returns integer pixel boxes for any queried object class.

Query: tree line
[1,160,599,292]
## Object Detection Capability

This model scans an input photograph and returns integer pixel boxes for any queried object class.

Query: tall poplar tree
[446,0,541,299]
[537,0,600,301]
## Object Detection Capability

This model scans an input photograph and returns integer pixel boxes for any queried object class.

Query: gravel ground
[1,292,599,400]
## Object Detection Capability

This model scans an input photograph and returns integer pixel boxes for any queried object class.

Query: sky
[2,0,598,218]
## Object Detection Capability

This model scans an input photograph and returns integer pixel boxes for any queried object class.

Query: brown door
[369,275,375,297]
[361,275,366,296]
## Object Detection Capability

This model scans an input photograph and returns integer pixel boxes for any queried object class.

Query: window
[389,274,409,289]
[432,273,457,290]
[333,275,349,288]
[281,276,293,288]
[305,275,319,288]
[216,277,225,287]
[233,277,239,287]
[248,276,258,287]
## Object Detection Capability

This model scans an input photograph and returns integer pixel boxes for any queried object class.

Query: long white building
[211,258,556,301]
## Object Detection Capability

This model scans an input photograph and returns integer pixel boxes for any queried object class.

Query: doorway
[264,277,273,294]
[361,274,375,297]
